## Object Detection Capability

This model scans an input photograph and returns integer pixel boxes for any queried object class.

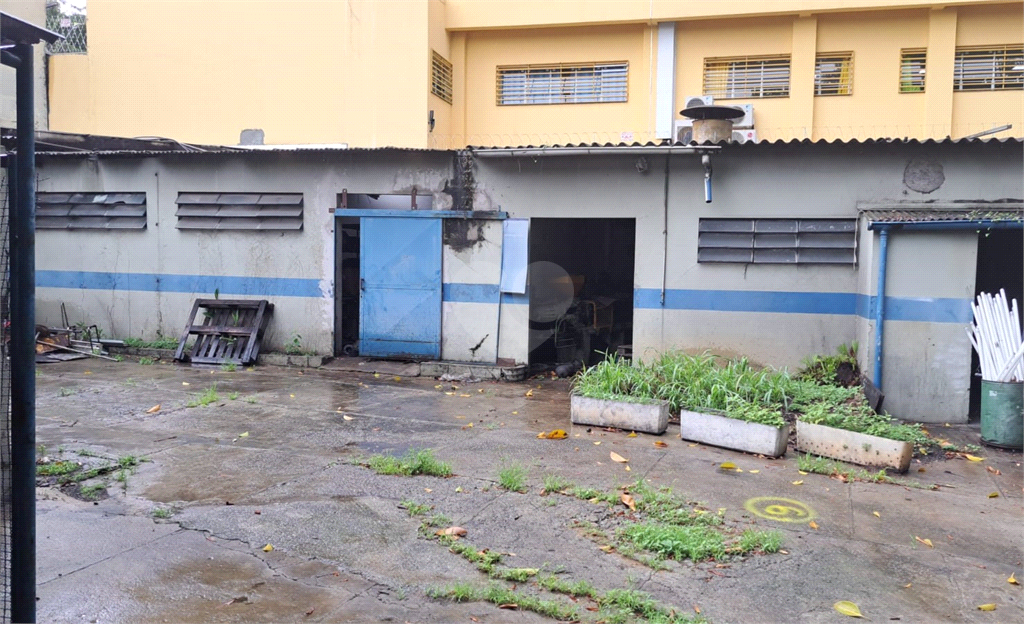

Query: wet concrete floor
[34,359,1023,623]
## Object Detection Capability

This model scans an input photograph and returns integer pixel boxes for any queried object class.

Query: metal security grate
[431,51,453,104]
[703,55,790,99]
[175,193,304,231]
[36,192,146,229]
[900,48,927,93]
[954,45,1024,91]
[698,218,858,264]
[44,8,86,54]
[815,52,854,96]
[496,62,628,105]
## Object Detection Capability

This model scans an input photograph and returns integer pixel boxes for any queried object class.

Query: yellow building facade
[48,0,1023,147]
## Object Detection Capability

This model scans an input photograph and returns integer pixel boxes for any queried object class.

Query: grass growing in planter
[572,352,791,426]
[796,393,929,446]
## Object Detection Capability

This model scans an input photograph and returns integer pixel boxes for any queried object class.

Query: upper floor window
[899,48,927,93]
[815,52,854,96]
[703,55,791,99]
[496,62,628,105]
[431,51,453,104]
[953,45,1023,91]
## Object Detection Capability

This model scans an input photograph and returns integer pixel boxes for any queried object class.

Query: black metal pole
[11,41,37,624]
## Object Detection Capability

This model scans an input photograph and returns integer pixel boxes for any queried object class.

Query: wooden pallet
[174,299,274,366]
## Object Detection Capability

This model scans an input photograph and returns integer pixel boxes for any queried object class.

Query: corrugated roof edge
[33,146,455,157]
[29,136,1022,158]
[468,136,1022,150]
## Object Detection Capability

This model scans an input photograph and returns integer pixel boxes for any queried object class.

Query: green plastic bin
[980,380,1024,450]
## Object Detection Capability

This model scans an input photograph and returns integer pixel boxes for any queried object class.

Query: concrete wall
[472,140,1024,422]
[441,218,503,363]
[34,150,454,353]
[0,0,48,130]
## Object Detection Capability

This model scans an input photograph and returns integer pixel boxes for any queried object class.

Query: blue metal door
[359,216,442,358]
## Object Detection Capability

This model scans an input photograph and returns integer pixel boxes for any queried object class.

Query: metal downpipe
[11,41,38,624]
[873,227,890,390]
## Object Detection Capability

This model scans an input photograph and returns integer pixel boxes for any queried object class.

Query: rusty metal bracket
[411,187,417,210]
[340,189,347,209]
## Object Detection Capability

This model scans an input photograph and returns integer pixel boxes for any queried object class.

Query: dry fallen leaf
[462,423,473,430]
[594,441,601,445]
[459,394,472,398]
[977,604,997,611]
[373,373,380,378]
[498,603,518,610]
[694,605,701,614]
[621,493,636,511]
[423,488,432,493]
[904,583,912,588]
[964,454,985,462]
[625,465,631,471]
[598,545,614,553]
[455,486,464,493]
[445,392,455,396]
[833,601,864,618]
[720,462,736,470]
[987,466,1002,475]
[988,492,999,498]
[809,520,819,530]
[305,607,315,616]
[918,467,927,473]
[610,452,629,463]
[654,441,668,448]
[792,480,804,485]
[735,468,744,473]
[239,432,249,438]
[182,382,190,386]
[525,389,534,397]
[915,536,933,548]
[511,411,518,415]
[798,470,808,475]
[436,526,467,538]
[1009,573,1019,585]
[393,376,402,382]
[873,511,881,518]
[749,469,760,474]
[548,429,567,439]
[342,415,354,421]
[146,404,161,414]
[262,544,274,552]
[435,384,443,389]
[627,432,638,438]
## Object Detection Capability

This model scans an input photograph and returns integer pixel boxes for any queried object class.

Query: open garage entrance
[527,218,636,368]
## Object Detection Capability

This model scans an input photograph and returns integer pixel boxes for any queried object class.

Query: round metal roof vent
[680,105,746,121]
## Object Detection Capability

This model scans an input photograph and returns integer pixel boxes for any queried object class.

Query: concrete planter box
[678,409,789,457]
[796,421,913,473]
[570,394,669,435]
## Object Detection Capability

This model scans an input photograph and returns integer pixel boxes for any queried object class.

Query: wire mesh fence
[1,172,12,623]
[45,8,87,55]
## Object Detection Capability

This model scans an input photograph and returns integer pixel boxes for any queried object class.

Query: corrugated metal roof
[862,207,1023,224]
[35,145,452,158]
[25,135,1023,158]
[468,136,1022,150]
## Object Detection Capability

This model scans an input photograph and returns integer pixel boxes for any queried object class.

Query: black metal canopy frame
[2,11,63,624]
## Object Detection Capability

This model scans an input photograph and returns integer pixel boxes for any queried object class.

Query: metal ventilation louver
[175,193,304,231]
[36,192,147,229]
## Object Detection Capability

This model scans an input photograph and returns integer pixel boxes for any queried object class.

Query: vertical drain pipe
[660,154,671,306]
[873,226,890,390]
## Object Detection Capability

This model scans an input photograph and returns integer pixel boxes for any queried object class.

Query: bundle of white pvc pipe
[966,290,1024,383]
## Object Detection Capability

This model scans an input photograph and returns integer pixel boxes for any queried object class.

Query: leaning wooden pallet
[174,299,274,366]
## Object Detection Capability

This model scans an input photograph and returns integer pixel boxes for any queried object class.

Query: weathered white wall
[35,150,454,353]
[442,218,502,363]
[473,141,1024,422]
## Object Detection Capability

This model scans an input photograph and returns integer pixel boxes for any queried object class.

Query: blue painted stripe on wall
[635,288,970,324]
[37,270,322,298]
[634,288,858,316]
[500,292,529,305]
[442,283,500,304]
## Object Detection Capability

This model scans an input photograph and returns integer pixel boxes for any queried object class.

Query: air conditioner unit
[732,104,755,129]
[674,120,694,144]
[732,129,758,144]
[683,94,714,109]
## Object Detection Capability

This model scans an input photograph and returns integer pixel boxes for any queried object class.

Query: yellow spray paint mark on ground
[744,496,818,523]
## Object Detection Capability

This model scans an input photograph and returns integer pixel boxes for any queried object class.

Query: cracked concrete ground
[34,359,1024,623]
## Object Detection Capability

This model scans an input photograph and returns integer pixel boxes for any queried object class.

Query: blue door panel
[360,217,441,358]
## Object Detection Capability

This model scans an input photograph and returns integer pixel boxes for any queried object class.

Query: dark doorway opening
[528,218,636,368]
[334,217,360,356]
[969,229,1024,421]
